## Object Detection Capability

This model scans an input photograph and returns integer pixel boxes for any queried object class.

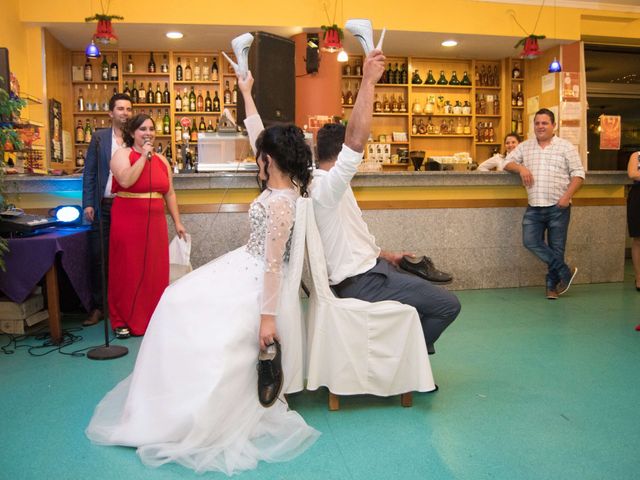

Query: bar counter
[4,171,629,290]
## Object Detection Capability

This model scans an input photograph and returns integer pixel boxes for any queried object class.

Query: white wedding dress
[86,188,319,475]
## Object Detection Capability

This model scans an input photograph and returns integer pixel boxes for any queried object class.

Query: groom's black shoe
[399,255,453,284]
[257,340,283,408]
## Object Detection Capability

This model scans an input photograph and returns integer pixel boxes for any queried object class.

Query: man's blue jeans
[522,205,572,289]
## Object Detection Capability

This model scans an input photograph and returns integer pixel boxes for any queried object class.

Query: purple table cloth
[0,227,91,311]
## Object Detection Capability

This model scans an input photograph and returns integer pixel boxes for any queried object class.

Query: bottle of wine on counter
[401,63,408,84]
[101,55,109,81]
[175,120,182,143]
[148,52,156,73]
[190,118,198,142]
[176,57,183,81]
[84,58,93,81]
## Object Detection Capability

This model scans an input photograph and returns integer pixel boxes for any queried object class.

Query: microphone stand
[88,132,128,360]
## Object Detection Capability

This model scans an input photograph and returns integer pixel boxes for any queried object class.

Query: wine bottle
[196,90,204,111]
[84,58,92,81]
[175,90,182,111]
[203,58,210,81]
[205,90,212,112]
[126,55,134,73]
[401,63,408,84]
[77,88,85,112]
[155,83,162,104]
[213,91,220,111]
[138,82,146,104]
[516,84,524,107]
[161,54,169,73]
[84,119,93,143]
[146,82,154,104]
[199,116,206,131]
[206,119,214,132]
[232,82,238,104]
[189,86,197,112]
[163,82,170,104]
[101,55,109,81]
[194,57,201,81]
[110,57,118,81]
[148,52,156,73]
[185,59,192,81]
[75,120,85,143]
[211,58,219,81]
[123,81,131,97]
[176,57,183,81]
[131,81,139,104]
[163,109,170,134]
[223,81,231,104]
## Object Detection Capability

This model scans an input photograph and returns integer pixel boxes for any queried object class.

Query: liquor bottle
[126,55,134,73]
[92,84,99,111]
[131,81,139,104]
[392,63,399,84]
[176,57,183,81]
[199,116,206,131]
[511,113,517,133]
[138,82,146,103]
[75,120,84,143]
[344,63,352,76]
[102,84,109,111]
[425,69,436,85]
[516,84,524,107]
[148,52,156,73]
[384,63,392,84]
[194,57,201,81]
[206,119,214,132]
[146,82,155,104]
[101,55,109,81]
[488,67,495,87]
[455,118,463,135]
[232,82,238,104]
[411,119,418,135]
[511,87,517,107]
[463,117,471,135]
[77,88,85,112]
[436,70,448,85]
[391,94,398,113]
[345,82,353,105]
[475,67,481,86]
[373,93,382,113]
[493,65,500,87]
[155,110,163,135]
[481,65,489,86]
[516,112,523,135]
[76,149,85,167]
[155,83,163,104]
[175,120,182,143]
[163,109,170,135]
[401,63,408,84]
[161,54,169,73]
[211,58,219,81]
[223,81,231,104]
[411,69,422,84]
[449,71,460,85]
[399,94,407,113]
[189,86,197,111]
[185,58,192,81]
[493,96,500,116]
[163,82,170,104]
[488,121,495,142]
[205,91,212,111]
[196,90,204,111]
[203,58,210,81]
[182,88,189,111]
[110,57,118,81]
[84,119,93,143]
[84,58,92,81]
[382,94,390,112]
[512,62,521,79]
[175,90,182,111]
[213,91,220,111]
[190,118,198,142]
[123,81,131,97]
[427,116,435,135]
[461,71,471,86]
[354,58,362,76]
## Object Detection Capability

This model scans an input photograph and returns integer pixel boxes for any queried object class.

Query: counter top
[4,170,631,193]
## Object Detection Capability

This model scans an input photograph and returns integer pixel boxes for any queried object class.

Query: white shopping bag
[169,234,192,283]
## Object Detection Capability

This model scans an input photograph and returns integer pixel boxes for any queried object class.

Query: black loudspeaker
[0,48,10,92]
[237,32,295,127]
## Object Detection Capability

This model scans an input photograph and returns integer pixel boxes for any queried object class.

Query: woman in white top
[477,133,521,171]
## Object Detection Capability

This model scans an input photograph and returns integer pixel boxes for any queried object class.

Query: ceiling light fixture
[441,40,458,47]
[166,31,184,39]
[337,50,349,62]
[85,39,101,58]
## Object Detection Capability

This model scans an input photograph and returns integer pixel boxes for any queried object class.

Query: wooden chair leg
[401,392,413,407]
[328,392,340,411]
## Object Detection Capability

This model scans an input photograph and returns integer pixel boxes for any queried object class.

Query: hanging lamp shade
[548,57,562,73]
[85,40,101,58]
[94,19,119,45]
[515,35,545,59]
[322,27,342,53]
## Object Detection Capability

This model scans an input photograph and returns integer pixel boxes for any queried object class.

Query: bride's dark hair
[255,125,312,197]
[123,114,155,148]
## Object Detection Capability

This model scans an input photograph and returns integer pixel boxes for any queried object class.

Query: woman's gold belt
[116,192,163,199]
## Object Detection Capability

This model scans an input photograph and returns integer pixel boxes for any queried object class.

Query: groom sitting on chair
[310,50,461,355]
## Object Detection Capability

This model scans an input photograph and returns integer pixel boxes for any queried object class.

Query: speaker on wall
[237,32,295,127]
[0,48,10,92]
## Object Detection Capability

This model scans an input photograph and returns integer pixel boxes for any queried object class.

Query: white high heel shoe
[345,19,385,55]
[222,33,254,79]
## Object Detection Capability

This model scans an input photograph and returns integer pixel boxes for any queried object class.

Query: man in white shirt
[311,50,460,354]
[504,108,585,299]
[81,93,133,325]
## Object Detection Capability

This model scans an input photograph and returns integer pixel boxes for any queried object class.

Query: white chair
[302,200,436,410]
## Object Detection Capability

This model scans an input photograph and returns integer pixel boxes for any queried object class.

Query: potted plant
[0,76,26,269]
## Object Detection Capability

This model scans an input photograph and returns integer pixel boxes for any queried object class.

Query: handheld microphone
[146,151,153,161]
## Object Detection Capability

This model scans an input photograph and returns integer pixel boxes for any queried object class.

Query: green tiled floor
[1,270,638,479]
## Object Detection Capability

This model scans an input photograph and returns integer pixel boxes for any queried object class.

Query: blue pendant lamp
[85,39,101,58]
[548,57,562,73]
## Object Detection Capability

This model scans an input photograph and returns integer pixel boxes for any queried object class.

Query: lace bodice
[246,188,298,315]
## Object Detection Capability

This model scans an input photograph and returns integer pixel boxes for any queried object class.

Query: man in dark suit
[81,93,132,326]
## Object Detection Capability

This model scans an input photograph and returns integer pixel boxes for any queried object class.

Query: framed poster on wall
[49,98,62,163]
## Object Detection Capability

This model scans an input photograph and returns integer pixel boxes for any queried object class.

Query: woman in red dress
[109,114,186,338]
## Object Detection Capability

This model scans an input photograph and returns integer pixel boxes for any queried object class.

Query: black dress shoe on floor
[399,256,453,284]
[257,340,283,408]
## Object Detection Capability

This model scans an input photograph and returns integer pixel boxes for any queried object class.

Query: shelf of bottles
[473,60,504,157]
[508,58,525,140]
[71,49,239,170]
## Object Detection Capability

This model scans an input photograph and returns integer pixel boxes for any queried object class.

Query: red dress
[108,150,170,335]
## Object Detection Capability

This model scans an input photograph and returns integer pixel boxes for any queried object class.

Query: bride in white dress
[86,72,319,475]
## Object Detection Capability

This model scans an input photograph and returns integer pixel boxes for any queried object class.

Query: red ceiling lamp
[510,1,547,59]
[321,24,343,53]
[85,13,124,45]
